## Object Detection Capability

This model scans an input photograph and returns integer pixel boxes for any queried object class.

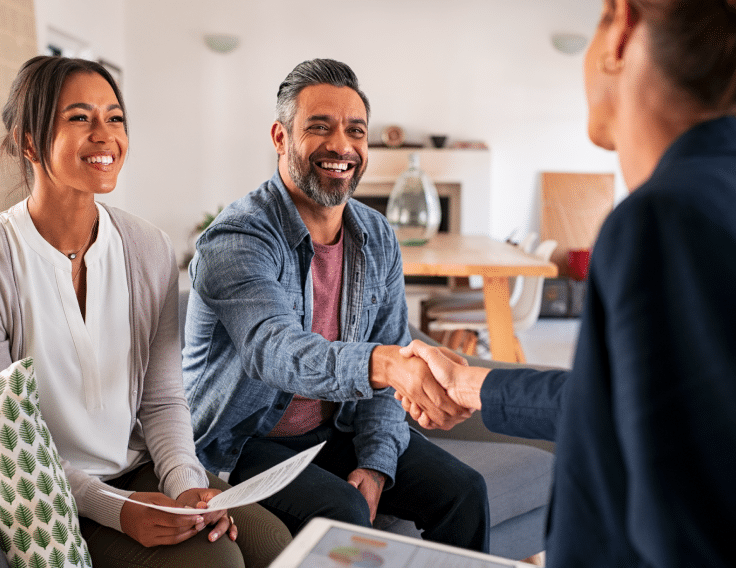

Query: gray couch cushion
[429,437,553,526]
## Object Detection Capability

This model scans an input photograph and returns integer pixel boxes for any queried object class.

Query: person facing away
[398,1,736,566]
[182,58,491,552]
[0,55,291,568]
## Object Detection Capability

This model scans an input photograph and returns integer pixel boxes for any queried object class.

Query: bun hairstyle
[1,56,126,194]
[626,0,736,112]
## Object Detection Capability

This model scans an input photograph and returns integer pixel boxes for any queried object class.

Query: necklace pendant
[68,253,77,260]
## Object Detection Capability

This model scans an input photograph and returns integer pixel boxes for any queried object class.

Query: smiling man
[182,59,489,552]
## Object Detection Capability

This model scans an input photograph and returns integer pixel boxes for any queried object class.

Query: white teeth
[85,155,113,165]
[321,162,349,171]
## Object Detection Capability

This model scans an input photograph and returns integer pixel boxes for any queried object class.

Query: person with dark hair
[0,56,291,568]
[400,1,736,566]
[183,58,491,552]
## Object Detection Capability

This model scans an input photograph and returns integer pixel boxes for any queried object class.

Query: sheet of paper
[101,441,325,515]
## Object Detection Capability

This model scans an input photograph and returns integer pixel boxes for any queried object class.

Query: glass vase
[386,153,442,245]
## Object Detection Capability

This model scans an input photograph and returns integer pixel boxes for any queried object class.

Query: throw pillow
[0,358,92,568]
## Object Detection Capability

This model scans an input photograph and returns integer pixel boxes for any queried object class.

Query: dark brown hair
[1,56,127,193]
[603,0,736,111]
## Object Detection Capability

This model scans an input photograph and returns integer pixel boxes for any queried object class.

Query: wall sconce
[551,33,588,55]
[203,34,240,54]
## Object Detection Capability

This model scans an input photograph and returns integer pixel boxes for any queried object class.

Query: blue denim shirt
[183,172,411,484]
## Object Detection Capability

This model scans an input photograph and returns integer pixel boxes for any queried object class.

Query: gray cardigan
[0,203,208,531]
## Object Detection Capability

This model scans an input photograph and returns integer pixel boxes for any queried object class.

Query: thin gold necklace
[70,214,99,281]
[65,211,99,260]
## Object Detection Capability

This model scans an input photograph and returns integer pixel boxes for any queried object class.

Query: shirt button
[275,403,285,410]
[231,449,239,455]
[355,390,364,398]
[371,296,377,304]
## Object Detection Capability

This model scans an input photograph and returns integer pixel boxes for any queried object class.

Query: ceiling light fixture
[203,34,240,54]
[551,33,588,55]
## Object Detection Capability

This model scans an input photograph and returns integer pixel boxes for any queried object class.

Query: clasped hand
[395,340,483,429]
[120,488,237,548]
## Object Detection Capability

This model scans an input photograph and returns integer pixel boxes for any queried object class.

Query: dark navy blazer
[482,117,736,567]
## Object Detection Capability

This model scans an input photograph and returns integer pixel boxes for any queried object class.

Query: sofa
[178,289,555,560]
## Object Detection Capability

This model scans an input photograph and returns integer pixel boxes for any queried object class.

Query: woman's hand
[177,487,238,543]
[120,492,206,547]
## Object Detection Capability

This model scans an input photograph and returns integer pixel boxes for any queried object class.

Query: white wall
[35,0,626,263]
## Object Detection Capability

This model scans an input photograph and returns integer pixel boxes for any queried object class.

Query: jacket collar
[652,116,736,181]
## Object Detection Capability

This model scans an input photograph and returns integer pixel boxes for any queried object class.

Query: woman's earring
[598,53,623,74]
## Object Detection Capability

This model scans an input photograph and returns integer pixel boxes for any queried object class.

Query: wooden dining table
[401,233,558,362]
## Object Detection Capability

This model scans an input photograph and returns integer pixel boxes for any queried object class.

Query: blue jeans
[230,424,490,553]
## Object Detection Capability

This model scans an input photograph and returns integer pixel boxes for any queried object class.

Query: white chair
[427,239,557,362]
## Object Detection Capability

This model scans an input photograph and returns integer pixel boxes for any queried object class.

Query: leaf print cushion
[0,358,92,568]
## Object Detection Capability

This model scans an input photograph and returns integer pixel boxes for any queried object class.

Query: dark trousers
[230,425,490,553]
[79,463,291,568]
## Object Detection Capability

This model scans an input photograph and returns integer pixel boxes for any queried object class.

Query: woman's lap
[80,463,291,568]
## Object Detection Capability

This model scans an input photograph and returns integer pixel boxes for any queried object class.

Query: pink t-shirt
[268,230,343,437]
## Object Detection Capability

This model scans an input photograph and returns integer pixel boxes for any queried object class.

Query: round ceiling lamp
[203,34,240,54]
[551,33,588,55]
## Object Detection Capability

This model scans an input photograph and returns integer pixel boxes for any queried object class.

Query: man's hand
[396,341,488,427]
[177,487,237,543]
[347,468,387,524]
[120,492,206,547]
[370,345,472,429]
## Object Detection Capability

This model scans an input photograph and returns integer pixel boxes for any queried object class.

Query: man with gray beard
[182,59,490,553]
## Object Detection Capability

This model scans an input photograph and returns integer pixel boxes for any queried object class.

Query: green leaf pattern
[2,399,20,423]
[0,506,14,528]
[0,455,16,479]
[19,422,35,446]
[18,451,35,476]
[35,447,50,470]
[0,425,18,452]
[48,548,64,568]
[0,359,92,567]
[13,528,31,553]
[33,502,52,526]
[1,481,16,505]
[17,479,35,502]
[9,371,24,397]
[14,505,33,529]
[35,474,53,498]
[32,527,50,550]
[29,552,46,568]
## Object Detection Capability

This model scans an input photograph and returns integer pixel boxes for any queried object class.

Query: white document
[101,441,325,515]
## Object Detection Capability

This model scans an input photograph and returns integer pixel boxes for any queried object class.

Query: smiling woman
[0,56,291,568]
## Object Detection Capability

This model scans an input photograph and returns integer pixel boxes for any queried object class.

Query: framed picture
[98,59,123,89]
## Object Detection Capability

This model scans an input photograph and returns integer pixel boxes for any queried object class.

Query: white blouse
[3,198,143,478]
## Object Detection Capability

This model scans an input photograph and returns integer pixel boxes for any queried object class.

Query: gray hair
[275,59,370,133]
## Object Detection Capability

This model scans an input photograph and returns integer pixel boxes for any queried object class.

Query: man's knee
[313,482,371,527]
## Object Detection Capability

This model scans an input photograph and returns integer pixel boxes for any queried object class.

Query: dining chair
[426,239,557,362]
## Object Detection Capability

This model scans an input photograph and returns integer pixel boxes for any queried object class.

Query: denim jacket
[183,172,411,485]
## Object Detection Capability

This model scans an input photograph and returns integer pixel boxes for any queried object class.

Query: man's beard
[287,142,364,207]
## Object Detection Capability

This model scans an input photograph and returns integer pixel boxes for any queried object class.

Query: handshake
[370,340,490,430]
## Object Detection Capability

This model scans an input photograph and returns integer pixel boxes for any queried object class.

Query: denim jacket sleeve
[192,215,375,402]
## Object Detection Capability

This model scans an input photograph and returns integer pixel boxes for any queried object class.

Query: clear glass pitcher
[386,153,442,245]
